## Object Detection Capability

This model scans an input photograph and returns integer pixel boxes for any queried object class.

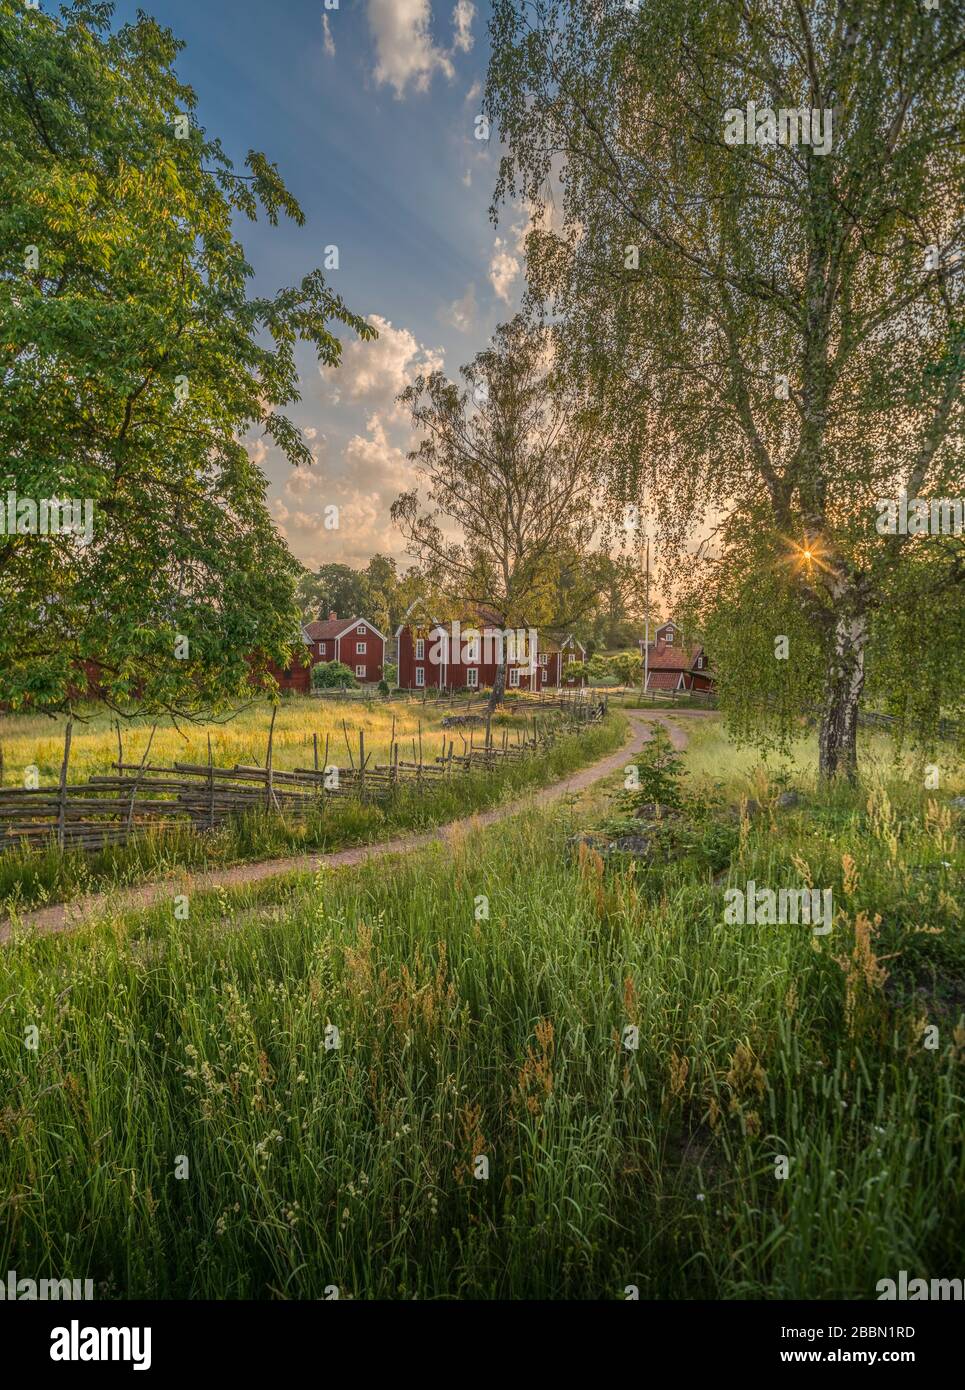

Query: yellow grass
[0,697,495,786]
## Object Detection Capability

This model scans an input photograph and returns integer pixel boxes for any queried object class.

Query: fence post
[58,718,73,850]
[126,723,157,840]
[266,705,277,811]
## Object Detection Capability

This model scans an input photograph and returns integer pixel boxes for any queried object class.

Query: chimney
[328,610,337,622]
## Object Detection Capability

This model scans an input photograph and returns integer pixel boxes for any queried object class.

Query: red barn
[395,603,544,692]
[639,620,715,693]
[302,613,386,684]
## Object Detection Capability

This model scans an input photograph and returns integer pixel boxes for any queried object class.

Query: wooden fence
[0,697,608,855]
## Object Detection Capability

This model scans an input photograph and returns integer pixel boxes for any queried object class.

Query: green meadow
[0,720,962,1299]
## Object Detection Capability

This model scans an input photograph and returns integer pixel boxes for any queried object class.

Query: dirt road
[0,710,708,944]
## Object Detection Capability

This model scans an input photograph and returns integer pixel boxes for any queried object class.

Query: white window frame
[355,664,365,678]
[415,667,425,687]
[540,653,548,666]
[466,668,478,688]
[319,642,327,656]
[356,642,365,654]
[509,668,521,687]
[415,638,425,660]
[357,625,366,635]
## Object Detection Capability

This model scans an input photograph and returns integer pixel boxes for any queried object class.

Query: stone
[607,835,653,859]
[777,790,803,810]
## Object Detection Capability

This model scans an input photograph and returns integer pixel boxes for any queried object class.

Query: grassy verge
[0,713,628,915]
[1,720,960,1299]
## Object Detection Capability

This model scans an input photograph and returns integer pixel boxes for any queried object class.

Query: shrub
[311,660,359,690]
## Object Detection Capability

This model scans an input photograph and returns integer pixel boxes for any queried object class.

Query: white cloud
[329,314,443,418]
[465,78,481,103]
[271,413,418,568]
[322,14,336,58]
[441,283,477,332]
[285,468,318,498]
[489,236,521,303]
[303,426,318,440]
[368,0,454,97]
[247,439,268,468]
[452,1,475,54]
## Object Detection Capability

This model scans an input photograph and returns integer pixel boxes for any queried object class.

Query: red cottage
[302,612,386,685]
[541,634,587,688]
[395,603,545,693]
[639,620,715,693]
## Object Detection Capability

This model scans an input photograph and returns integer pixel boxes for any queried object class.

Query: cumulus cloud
[465,78,482,103]
[367,0,476,97]
[271,416,415,568]
[322,13,336,58]
[247,438,269,468]
[441,283,477,332]
[368,0,454,97]
[327,314,443,419]
[489,236,521,303]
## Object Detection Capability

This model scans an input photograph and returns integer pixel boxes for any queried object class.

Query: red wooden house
[302,613,386,684]
[395,603,544,692]
[639,620,715,693]
[541,634,587,688]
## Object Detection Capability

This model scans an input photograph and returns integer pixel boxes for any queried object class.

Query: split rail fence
[0,694,607,855]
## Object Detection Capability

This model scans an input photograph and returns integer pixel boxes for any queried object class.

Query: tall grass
[0,725,961,1299]
[0,715,627,914]
[0,696,494,786]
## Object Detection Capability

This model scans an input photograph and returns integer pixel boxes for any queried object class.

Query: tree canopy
[486,0,963,775]
[0,0,374,715]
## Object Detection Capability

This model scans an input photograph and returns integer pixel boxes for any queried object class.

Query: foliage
[0,0,373,717]
[2,719,961,1297]
[623,724,687,813]
[486,0,964,778]
[393,314,603,705]
[311,661,358,691]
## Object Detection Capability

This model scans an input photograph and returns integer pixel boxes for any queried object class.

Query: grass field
[0,695,507,787]
[1,719,961,1299]
[0,707,626,915]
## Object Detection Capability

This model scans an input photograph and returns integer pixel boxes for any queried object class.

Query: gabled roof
[646,639,704,672]
[303,617,387,642]
[647,670,684,691]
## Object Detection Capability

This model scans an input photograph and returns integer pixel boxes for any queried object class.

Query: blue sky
[110,0,529,572]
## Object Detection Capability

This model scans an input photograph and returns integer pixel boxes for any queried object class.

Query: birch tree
[486,0,963,778]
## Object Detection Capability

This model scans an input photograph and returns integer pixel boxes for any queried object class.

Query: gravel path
[1,710,709,944]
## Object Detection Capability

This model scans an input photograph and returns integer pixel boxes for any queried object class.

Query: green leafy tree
[393,314,601,710]
[296,564,369,624]
[487,0,963,779]
[0,1,374,715]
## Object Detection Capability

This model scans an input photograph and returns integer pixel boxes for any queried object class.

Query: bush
[377,679,390,695]
[311,660,359,691]
[624,724,687,811]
